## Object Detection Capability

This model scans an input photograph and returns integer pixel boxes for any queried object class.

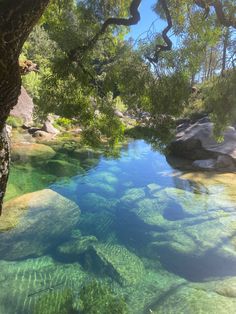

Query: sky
[127,0,166,41]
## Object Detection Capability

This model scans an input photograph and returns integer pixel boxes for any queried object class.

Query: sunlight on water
[1,140,236,313]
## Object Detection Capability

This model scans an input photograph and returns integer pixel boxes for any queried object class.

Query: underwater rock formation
[0,189,80,260]
[11,143,56,162]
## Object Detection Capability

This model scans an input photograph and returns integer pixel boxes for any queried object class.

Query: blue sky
[127,0,166,41]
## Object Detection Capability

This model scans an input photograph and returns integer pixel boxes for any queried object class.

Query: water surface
[1,140,236,313]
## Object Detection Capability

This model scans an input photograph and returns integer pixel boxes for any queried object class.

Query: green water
[1,140,236,313]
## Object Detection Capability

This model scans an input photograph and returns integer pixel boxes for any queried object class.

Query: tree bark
[0,0,50,212]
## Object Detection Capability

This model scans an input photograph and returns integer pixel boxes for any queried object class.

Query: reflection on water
[1,140,236,313]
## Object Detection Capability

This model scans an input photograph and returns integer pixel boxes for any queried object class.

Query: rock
[114,110,124,118]
[215,155,235,169]
[11,142,56,162]
[57,235,98,260]
[28,127,42,134]
[80,243,145,285]
[32,130,55,140]
[42,120,60,134]
[169,121,236,168]
[45,159,80,177]
[10,86,34,126]
[0,256,87,314]
[151,283,236,314]
[121,187,146,203]
[192,158,216,170]
[0,189,80,260]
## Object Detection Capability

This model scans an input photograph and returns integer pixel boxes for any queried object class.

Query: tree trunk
[0,126,10,215]
[0,0,50,212]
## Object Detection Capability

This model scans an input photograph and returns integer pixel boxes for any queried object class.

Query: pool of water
[1,139,236,313]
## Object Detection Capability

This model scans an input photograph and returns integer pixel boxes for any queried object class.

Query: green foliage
[77,280,128,314]
[6,116,23,128]
[54,117,73,130]
[204,70,236,134]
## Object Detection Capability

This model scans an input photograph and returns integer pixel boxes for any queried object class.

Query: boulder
[42,120,60,134]
[215,155,235,169]
[32,130,55,140]
[45,159,80,177]
[11,142,56,162]
[0,189,80,260]
[169,121,236,170]
[10,86,34,126]
[151,282,236,314]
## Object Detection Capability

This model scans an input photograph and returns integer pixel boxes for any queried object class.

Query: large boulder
[0,189,80,260]
[11,142,56,162]
[169,121,236,170]
[10,86,34,126]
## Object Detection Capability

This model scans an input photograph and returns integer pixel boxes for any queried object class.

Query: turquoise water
[1,140,236,313]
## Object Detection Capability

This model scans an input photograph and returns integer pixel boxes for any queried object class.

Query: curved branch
[69,0,142,61]
[147,0,173,64]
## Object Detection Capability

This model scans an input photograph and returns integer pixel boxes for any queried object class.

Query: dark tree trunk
[0,0,50,212]
[0,127,10,215]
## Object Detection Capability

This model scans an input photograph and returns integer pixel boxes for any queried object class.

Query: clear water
[1,139,236,313]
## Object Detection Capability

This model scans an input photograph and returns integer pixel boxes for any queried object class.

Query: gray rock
[10,86,34,126]
[170,121,236,169]
[42,120,60,134]
[216,155,235,169]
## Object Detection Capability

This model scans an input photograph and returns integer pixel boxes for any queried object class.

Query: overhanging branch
[69,0,142,61]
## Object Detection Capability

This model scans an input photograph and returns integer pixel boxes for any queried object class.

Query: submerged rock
[0,256,87,314]
[150,279,236,314]
[45,159,80,177]
[0,189,80,260]
[11,143,56,162]
[80,243,145,285]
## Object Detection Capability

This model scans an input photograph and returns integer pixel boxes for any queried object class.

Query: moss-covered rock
[150,281,236,314]
[0,256,88,314]
[11,143,56,162]
[77,280,128,314]
[80,243,145,285]
[45,159,81,177]
[79,193,118,212]
[57,235,98,260]
[0,189,80,260]
[121,187,146,203]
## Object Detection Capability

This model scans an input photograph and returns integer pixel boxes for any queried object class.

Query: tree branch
[194,0,236,29]
[147,0,173,64]
[69,0,142,61]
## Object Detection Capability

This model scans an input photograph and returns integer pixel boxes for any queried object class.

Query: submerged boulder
[151,280,236,314]
[0,189,80,260]
[11,143,56,162]
[80,243,145,285]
